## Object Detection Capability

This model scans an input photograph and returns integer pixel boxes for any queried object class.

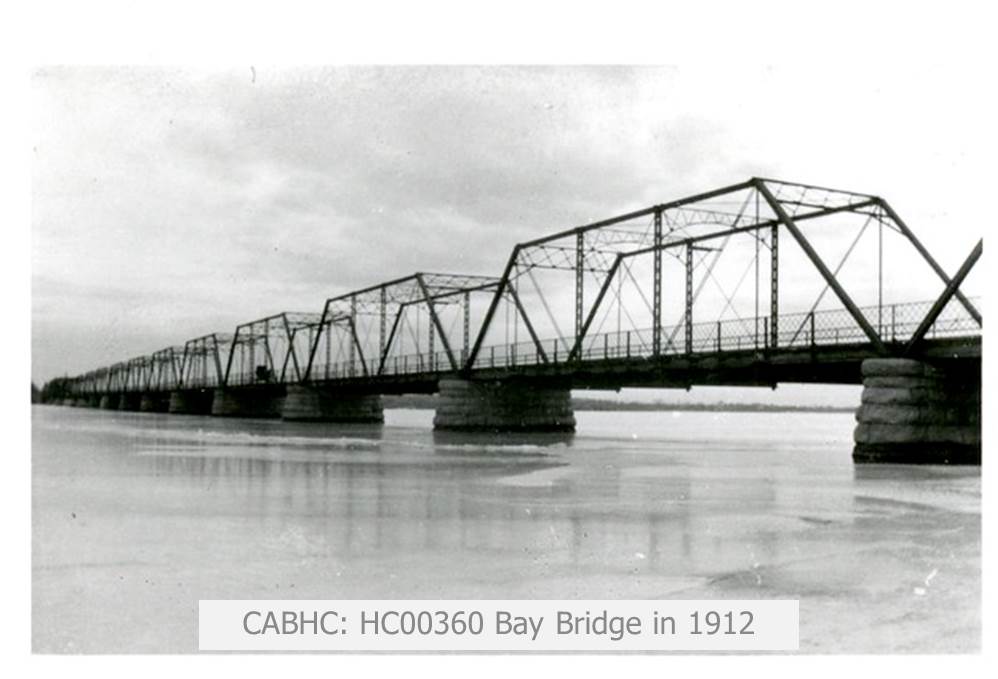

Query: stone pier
[433,378,576,432]
[168,389,214,415]
[281,385,384,422]
[853,358,981,464]
[139,393,170,413]
[210,388,285,418]
[98,394,120,410]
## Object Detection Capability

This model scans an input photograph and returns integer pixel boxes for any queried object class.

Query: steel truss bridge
[65,178,982,401]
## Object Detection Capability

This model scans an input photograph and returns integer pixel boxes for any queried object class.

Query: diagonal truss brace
[415,273,458,371]
[877,199,981,326]
[904,239,982,355]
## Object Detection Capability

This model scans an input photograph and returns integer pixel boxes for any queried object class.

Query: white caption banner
[199,599,798,651]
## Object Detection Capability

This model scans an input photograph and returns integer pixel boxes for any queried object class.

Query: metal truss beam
[877,198,982,326]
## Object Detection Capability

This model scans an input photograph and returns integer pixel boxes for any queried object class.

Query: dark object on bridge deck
[281,385,384,422]
[118,393,142,411]
[98,394,120,410]
[168,389,214,415]
[139,393,170,413]
[210,388,285,419]
[853,358,980,464]
[434,378,576,432]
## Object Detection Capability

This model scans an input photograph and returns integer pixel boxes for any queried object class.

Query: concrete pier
[168,389,214,415]
[281,385,384,422]
[210,388,285,418]
[433,378,576,432]
[853,358,981,464]
[98,394,120,410]
[139,393,170,413]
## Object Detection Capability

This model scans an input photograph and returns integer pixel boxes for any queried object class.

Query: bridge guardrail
[465,297,980,370]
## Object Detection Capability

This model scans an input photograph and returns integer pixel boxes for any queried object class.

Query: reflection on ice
[32,406,979,653]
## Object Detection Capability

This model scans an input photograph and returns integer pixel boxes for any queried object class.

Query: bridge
[55,178,982,464]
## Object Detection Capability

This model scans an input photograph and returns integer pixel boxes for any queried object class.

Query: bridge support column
[168,389,214,415]
[98,394,120,410]
[282,385,384,422]
[433,378,576,432]
[853,358,980,464]
[210,388,285,419]
[139,393,170,413]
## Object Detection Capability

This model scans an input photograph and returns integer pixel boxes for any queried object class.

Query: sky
[31,65,989,404]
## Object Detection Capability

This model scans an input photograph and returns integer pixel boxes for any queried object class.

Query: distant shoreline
[381,394,854,414]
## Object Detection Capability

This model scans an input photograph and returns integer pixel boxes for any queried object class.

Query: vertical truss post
[278,331,290,382]
[652,208,663,356]
[248,333,255,384]
[208,337,219,386]
[575,232,584,345]
[349,295,357,377]
[771,223,779,349]
[172,348,182,388]
[305,326,314,380]
[223,330,239,387]
[263,319,275,376]
[415,274,458,371]
[324,319,331,379]
[685,244,693,354]
[378,306,404,375]
[346,315,369,377]
[569,255,622,362]
[304,303,329,382]
[755,191,760,348]
[878,215,884,336]
[428,315,435,370]
[462,291,470,363]
[379,287,387,361]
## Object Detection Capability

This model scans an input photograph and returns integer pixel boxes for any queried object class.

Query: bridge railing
[462,297,980,369]
[297,297,980,380]
[182,374,222,389]
[307,348,458,382]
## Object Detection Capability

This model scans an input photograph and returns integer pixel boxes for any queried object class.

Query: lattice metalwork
[181,333,232,389]
[304,272,502,381]
[224,312,323,386]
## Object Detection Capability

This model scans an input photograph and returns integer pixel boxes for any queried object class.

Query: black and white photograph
[10,2,994,673]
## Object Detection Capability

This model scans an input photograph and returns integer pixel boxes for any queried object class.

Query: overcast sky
[31,65,987,403]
